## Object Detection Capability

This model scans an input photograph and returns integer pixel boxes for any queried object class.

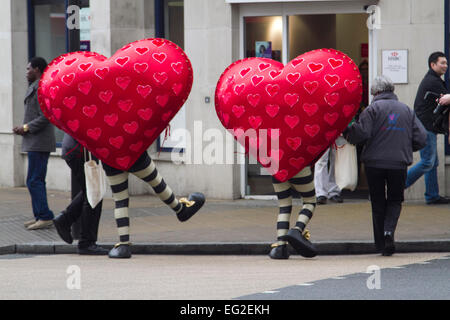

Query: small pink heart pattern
[38,38,193,170]
[215,49,362,182]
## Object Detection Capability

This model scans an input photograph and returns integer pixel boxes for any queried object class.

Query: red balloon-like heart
[215,49,362,182]
[38,38,193,170]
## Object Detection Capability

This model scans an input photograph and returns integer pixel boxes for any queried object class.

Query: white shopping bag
[84,151,107,208]
[334,139,358,191]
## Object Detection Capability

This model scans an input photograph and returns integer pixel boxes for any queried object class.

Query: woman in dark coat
[344,75,427,256]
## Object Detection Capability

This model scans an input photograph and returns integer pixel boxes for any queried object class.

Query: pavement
[0,187,449,255]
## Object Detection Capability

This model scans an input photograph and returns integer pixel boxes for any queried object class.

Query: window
[28,0,90,147]
[156,0,186,153]
[445,0,450,155]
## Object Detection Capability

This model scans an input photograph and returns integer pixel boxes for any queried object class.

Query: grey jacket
[22,80,56,152]
[346,92,427,169]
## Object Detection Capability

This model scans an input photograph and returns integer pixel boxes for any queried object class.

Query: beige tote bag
[334,139,358,192]
[84,151,107,208]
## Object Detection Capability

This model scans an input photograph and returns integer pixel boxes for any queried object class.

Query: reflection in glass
[245,16,282,62]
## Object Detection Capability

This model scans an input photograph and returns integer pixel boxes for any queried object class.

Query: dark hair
[428,52,446,69]
[29,57,48,73]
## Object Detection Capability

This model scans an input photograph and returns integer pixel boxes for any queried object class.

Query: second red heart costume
[215,49,363,182]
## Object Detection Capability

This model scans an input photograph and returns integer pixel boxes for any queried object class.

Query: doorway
[243,13,370,198]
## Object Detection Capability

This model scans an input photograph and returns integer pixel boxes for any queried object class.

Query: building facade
[0,0,449,200]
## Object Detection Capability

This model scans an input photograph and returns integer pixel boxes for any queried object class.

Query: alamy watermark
[366,265,381,290]
[66,265,81,290]
[66,4,381,31]
[366,5,381,30]
[167,122,280,174]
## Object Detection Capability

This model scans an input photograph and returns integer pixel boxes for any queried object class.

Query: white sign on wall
[159,107,186,150]
[382,50,408,84]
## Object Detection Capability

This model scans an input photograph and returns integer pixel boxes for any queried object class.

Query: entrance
[242,12,370,198]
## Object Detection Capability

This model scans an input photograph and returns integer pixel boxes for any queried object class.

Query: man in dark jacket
[13,57,56,230]
[405,52,449,204]
[345,75,427,256]
[53,134,108,255]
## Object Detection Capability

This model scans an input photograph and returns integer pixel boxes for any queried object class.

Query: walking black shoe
[281,228,317,258]
[382,232,395,256]
[316,196,327,205]
[330,195,343,203]
[269,244,290,259]
[426,196,449,205]
[108,244,132,259]
[177,192,205,222]
[78,244,109,255]
[53,211,73,244]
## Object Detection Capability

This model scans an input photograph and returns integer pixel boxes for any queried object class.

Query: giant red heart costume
[215,49,362,182]
[38,38,193,170]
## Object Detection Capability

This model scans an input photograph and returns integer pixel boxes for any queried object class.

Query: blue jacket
[346,92,427,169]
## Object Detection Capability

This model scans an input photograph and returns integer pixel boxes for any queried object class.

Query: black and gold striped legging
[272,166,316,246]
[102,152,182,245]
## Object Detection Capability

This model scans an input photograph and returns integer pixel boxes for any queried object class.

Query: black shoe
[281,228,317,258]
[177,192,206,222]
[330,195,343,203]
[316,196,327,205]
[53,211,73,244]
[426,196,449,205]
[269,244,290,259]
[382,232,395,256]
[78,244,109,255]
[108,244,132,259]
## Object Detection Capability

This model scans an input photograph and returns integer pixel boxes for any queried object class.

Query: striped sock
[289,166,316,232]
[272,177,292,246]
[130,157,182,214]
[106,171,131,244]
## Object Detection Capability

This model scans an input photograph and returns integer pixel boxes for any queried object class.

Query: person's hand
[438,94,450,105]
[12,126,25,135]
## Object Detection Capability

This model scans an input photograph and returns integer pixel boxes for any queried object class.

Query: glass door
[242,12,370,196]
[244,16,283,195]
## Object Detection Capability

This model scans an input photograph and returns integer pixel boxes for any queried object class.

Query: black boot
[53,211,73,244]
[269,244,290,259]
[177,192,205,222]
[281,228,317,258]
[78,244,109,255]
[382,232,395,256]
[108,244,132,259]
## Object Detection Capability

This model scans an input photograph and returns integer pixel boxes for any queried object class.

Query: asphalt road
[239,255,450,300]
[0,252,448,301]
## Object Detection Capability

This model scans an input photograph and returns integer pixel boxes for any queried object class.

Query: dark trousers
[64,155,102,249]
[27,151,54,221]
[365,166,407,252]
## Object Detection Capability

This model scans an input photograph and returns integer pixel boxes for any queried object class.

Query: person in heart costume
[38,38,205,258]
[215,49,362,258]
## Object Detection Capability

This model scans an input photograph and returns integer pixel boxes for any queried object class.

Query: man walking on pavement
[405,52,449,204]
[53,134,108,255]
[13,57,56,230]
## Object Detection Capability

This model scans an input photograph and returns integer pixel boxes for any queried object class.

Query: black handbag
[431,104,449,134]
[424,91,449,134]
